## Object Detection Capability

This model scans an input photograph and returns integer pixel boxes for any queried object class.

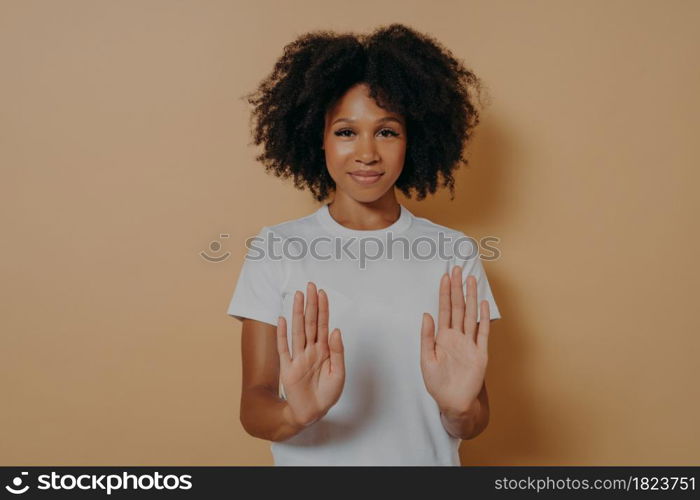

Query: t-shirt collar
[315,203,413,237]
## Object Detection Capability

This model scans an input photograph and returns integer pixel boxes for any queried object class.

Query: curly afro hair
[244,23,486,202]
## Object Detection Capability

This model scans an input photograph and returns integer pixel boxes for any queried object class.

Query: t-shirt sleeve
[226,226,284,327]
[452,233,502,323]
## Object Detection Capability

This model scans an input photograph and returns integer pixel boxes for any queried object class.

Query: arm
[239,318,305,442]
[440,378,490,440]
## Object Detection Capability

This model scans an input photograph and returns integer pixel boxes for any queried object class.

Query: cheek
[325,143,353,162]
[383,143,407,177]
[323,152,344,182]
[323,144,351,179]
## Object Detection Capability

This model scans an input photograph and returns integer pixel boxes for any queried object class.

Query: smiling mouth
[348,172,383,185]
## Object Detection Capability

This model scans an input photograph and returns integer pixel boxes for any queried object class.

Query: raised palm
[277,282,345,428]
[420,265,491,415]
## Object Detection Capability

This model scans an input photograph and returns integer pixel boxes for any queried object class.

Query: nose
[356,134,379,164]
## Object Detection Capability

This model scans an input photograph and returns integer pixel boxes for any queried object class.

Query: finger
[437,272,451,330]
[465,274,478,341]
[476,300,491,354]
[328,328,345,378]
[304,282,318,345]
[276,316,291,368]
[450,265,465,332]
[420,313,436,363]
[317,289,330,356]
[291,290,305,357]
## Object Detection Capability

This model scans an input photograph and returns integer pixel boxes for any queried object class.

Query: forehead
[325,83,403,123]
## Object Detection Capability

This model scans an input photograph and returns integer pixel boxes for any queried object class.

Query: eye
[378,128,399,137]
[333,128,400,137]
[334,129,354,137]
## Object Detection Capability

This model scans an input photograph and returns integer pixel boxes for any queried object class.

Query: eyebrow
[332,117,403,126]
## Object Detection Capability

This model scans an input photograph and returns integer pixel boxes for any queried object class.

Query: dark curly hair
[243,23,486,202]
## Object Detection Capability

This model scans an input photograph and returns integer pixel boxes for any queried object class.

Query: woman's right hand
[277,282,345,429]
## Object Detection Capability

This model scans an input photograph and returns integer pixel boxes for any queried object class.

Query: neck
[327,189,401,231]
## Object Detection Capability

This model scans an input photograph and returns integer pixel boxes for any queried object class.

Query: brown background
[1,0,698,465]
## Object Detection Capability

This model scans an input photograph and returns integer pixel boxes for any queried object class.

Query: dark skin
[239,82,493,442]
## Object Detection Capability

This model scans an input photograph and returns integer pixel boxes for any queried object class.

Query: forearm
[440,398,488,440]
[240,385,305,442]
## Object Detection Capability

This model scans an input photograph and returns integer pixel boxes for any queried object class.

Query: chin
[341,186,392,204]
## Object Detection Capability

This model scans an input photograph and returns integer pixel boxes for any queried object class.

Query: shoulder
[256,209,320,241]
[408,210,467,241]
[407,210,481,261]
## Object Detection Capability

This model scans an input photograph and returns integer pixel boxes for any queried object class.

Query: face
[322,83,407,204]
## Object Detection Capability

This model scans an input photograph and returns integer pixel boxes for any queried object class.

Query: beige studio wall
[1,0,698,465]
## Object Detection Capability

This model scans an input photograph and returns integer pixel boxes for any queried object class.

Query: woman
[227,23,502,466]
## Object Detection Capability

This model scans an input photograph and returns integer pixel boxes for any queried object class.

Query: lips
[349,171,383,177]
[348,171,383,185]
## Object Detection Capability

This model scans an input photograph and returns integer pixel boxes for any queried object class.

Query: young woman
[227,23,502,466]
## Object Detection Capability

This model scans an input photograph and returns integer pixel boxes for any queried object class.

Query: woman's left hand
[420,265,491,416]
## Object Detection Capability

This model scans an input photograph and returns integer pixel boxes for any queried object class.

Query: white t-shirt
[227,203,502,466]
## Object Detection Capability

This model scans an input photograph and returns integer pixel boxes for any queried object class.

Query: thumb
[420,313,436,363]
[329,329,345,377]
